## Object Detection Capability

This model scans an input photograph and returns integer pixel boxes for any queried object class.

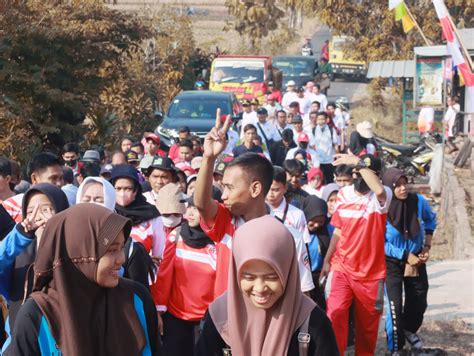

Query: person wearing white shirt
[305,111,320,142]
[274,110,293,137]
[254,107,282,149]
[223,127,240,156]
[267,166,311,246]
[291,114,305,145]
[295,87,312,116]
[312,112,337,184]
[286,132,320,168]
[263,94,282,123]
[304,101,321,127]
[282,80,299,109]
[309,84,328,110]
[239,99,257,138]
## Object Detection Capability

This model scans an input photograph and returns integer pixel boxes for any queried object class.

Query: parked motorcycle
[375,133,440,177]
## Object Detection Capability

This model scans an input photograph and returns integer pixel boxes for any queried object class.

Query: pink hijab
[209,216,316,355]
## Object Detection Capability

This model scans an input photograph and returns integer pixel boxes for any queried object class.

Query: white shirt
[296,96,312,115]
[271,199,311,244]
[282,91,299,109]
[444,104,460,137]
[240,111,258,136]
[269,202,314,292]
[302,184,323,198]
[274,123,293,137]
[285,146,320,168]
[255,120,282,144]
[309,93,328,110]
[264,103,282,121]
[312,125,337,164]
[223,129,240,155]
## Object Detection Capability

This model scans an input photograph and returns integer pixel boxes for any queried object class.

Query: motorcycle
[375,133,440,177]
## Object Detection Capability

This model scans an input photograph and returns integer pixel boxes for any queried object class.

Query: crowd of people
[0,87,436,355]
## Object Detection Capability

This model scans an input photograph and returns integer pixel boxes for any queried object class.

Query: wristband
[423,244,431,249]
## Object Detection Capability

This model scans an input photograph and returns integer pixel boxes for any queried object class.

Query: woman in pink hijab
[196,216,339,355]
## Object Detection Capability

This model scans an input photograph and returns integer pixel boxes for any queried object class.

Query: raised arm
[194,109,231,226]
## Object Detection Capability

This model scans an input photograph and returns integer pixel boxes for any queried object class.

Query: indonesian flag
[432,0,474,87]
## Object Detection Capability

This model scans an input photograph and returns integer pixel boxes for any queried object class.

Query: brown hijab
[209,215,316,356]
[30,203,146,356]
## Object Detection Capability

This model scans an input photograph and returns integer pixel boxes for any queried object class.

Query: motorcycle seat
[382,143,417,156]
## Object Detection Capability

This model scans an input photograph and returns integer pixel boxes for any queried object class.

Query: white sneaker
[404,329,423,349]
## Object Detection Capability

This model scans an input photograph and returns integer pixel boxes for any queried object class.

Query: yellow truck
[209,55,282,103]
[329,36,367,81]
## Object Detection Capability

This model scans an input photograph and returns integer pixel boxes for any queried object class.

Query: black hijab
[180,221,214,249]
[21,183,70,218]
[303,196,331,255]
[111,164,159,225]
[382,168,420,239]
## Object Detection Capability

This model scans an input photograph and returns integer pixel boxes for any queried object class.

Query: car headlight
[157,126,178,139]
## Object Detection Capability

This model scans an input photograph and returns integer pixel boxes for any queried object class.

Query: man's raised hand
[203,108,231,159]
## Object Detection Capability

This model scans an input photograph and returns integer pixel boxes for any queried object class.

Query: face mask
[116,191,135,207]
[353,177,370,194]
[161,215,182,228]
[65,159,77,167]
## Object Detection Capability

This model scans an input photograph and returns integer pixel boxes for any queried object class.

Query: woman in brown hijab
[3,203,160,356]
[196,215,339,356]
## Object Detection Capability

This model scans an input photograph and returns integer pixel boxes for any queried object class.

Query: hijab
[76,177,116,211]
[209,216,315,355]
[320,183,340,203]
[382,168,420,239]
[21,183,69,218]
[30,203,146,356]
[114,188,159,225]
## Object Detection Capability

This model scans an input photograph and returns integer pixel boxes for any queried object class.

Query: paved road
[310,25,368,104]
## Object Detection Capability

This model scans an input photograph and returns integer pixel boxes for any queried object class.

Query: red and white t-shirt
[330,185,392,281]
[153,227,216,320]
[2,194,24,223]
[200,203,244,298]
[130,216,166,258]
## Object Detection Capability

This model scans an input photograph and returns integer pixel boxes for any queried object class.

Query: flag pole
[405,4,432,46]
[446,15,474,71]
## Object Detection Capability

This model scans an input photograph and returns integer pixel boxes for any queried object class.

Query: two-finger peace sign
[214,108,231,135]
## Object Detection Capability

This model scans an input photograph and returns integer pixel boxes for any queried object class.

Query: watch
[355,159,367,170]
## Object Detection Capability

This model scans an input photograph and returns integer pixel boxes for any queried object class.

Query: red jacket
[152,227,217,321]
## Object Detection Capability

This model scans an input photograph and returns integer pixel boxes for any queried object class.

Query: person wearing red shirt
[320,153,392,356]
[143,132,167,157]
[153,191,215,356]
[168,126,192,162]
[194,111,274,298]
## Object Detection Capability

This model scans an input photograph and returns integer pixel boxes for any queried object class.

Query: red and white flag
[432,0,474,86]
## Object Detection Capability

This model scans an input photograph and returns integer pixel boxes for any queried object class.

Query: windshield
[212,60,265,83]
[168,97,231,119]
[332,40,348,51]
[273,59,314,77]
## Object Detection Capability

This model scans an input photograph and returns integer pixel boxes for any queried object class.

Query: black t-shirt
[3,279,161,356]
[232,144,263,158]
[195,306,339,356]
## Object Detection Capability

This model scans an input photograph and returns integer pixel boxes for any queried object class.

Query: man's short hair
[62,142,80,155]
[179,126,191,134]
[281,129,294,142]
[226,153,274,196]
[335,164,353,177]
[283,159,305,176]
[317,111,328,119]
[327,102,336,108]
[243,124,257,133]
[311,101,321,106]
[179,139,193,150]
[0,156,12,177]
[63,167,74,184]
[315,84,321,90]
[289,101,299,108]
[27,152,61,179]
[273,166,287,185]
[79,163,101,178]
[276,110,286,117]
[309,111,319,117]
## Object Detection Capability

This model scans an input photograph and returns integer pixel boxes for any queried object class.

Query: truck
[329,36,367,81]
[209,55,282,103]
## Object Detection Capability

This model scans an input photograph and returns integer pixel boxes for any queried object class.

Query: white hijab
[76,177,116,211]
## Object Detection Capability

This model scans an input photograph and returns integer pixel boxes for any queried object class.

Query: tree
[0,1,196,161]
[312,0,473,62]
